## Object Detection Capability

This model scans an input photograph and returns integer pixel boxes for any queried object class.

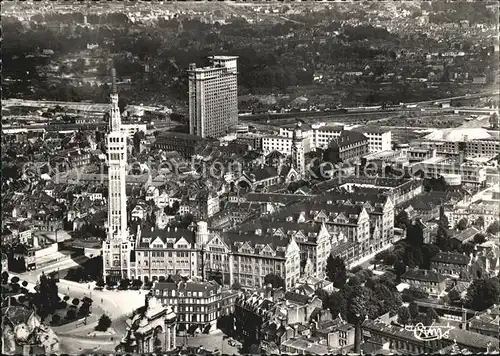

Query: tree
[21,281,28,287]
[348,275,362,287]
[96,279,105,288]
[326,255,347,288]
[63,296,70,302]
[325,291,347,319]
[395,211,411,229]
[385,253,398,266]
[406,223,424,247]
[397,306,411,326]
[402,287,429,303]
[72,298,80,307]
[465,277,500,311]
[132,279,143,289]
[474,216,485,229]
[394,261,407,277]
[456,218,468,231]
[409,301,419,320]
[66,308,77,321]
[95,314,112,332]
[487,220,500,235]
[436,206,451,251]
[51,314,61,326]
[425,308,439,324]
[421,244,440,270]
[231,281,242,290]
[473,233,486,244]
[263,274,285,289]
[2,271,9,284]
[11,276,20,284]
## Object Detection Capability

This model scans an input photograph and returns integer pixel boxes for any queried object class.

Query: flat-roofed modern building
[188,56,239,138]
[353,126,392,153]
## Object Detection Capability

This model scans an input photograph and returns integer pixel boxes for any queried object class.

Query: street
[177,329,240,355]
[9,270,145,352]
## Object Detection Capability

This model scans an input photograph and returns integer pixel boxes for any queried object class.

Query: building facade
[354,127,392,153]
[291,123,306,178]
[323,131,369,163]
[103,69,134,282]
[400,269,447,297]
[188,56,239,138]
[152,278,239,331]
[430,252,469,278]
[153,132,209,159]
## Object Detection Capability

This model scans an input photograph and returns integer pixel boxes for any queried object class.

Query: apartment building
[153,132,210,159]
[400,269,447,297]
[314,177,423,207]
[450,202,498,231]
[411,137,500,159]
[409,156,486,186]
[256,199,373,268]
[262,135,294,156]
[234,220,332,279]
[131,226,200,282]
[225,232,301,290]
[312,125,344,150]
[362,319,499,354]
[430,252,469,278]
[152,277,240,331]
[267,123,345,153]
[353,127,392,153]
[323,131,369,163]
[468,304,500,338]
[188,56,239,138]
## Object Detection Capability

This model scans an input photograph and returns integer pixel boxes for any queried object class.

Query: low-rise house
[400,269,447,297]
[313,317,355,351]
[430,252,469,278]
[468,304,500,338]
[451,226,481,245]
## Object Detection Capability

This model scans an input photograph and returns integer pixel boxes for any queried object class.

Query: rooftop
[451,227,480,243]
[401,269,447,283]
[431,252,469,266]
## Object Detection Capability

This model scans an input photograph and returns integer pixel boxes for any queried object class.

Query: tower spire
[111,67,118,95]
[110,68,121,132]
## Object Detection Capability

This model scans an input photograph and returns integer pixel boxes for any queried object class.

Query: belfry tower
[102,68,132,282]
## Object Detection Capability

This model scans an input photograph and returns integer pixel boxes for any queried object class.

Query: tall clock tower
[102,68,133,282]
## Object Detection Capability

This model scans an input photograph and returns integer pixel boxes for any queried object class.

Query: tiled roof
[222,231,289,256]
[401,269,447,283]
[266,200,365,226]
[452,227,480,243]
[284,291,312,305]
[152,280,219,293]
[247,166,279,182]
[328,130,368,148]
[139,227,195,247]
[245,193,312,205]
[448,328,499,349]
[431,252,469,265]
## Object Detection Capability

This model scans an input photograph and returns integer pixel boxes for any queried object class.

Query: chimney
[354,319,362,354]
[461,308,467,330]
[486,341,492,354]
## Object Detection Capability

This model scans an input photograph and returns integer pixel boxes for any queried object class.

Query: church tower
[103,68,133,282]
[291,122,306,178]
